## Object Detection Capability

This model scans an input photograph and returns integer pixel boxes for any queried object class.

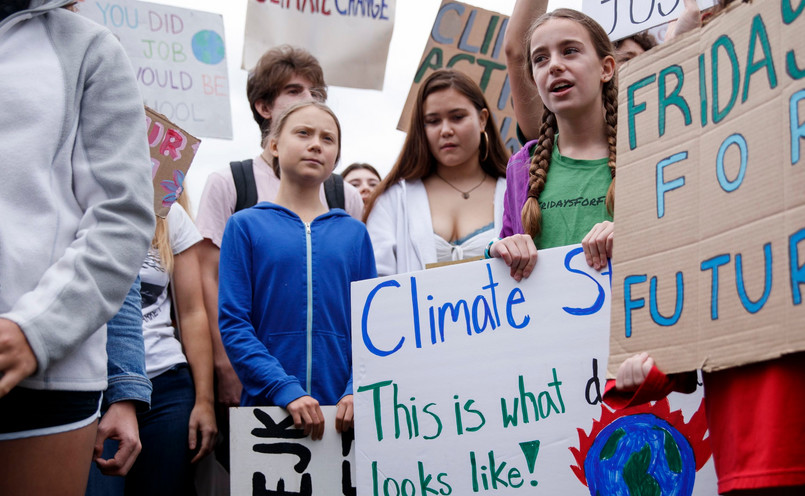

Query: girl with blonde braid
[489,8,617,281]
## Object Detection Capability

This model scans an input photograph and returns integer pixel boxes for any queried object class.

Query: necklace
[434,171,486,199]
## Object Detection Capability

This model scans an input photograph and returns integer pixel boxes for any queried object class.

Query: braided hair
[520,9,617,238]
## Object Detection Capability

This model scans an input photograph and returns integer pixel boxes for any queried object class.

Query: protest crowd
[1,0,803,495]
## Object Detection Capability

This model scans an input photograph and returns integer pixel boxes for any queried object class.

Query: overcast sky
[145,0,580,211]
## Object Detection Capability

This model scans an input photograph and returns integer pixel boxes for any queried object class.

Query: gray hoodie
[0,0,154,391]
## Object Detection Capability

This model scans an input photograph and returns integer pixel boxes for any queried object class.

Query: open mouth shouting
[550,79,574,96]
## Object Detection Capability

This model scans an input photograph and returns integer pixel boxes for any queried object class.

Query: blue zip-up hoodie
[218,202,377,408]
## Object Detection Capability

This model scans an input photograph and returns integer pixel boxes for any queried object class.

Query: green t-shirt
[533,141,613,250]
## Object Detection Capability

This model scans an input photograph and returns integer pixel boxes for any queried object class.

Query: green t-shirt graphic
[534,141,613,250]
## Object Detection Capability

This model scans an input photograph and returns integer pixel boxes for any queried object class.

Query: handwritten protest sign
[230,407,356,495]
[609,0,805,375]
[398,1,519,154]
[582,0,717,41]
[352,247,716,495]
[146,106,200,218]
[80,0,232,139]
[242,0,396,91]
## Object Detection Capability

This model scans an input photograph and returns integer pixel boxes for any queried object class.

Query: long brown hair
[364,69,508,220]
[521,9,617,238]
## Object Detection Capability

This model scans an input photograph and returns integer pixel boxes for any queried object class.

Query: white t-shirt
[195,155,365,247]
[140,203,202,378]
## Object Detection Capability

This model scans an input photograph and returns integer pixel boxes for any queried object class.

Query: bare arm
[173,244,217,462]
[198,239,242,406]
[504,0,549,142]
[665,0,702,41]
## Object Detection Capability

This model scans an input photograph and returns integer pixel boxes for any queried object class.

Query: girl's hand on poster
[287,395,325,440]
[490,235,538,282]
[189,399,218,462]
[615,352,654,392]
[582,221,614,271]
[0,318,37,398]
[335,394,354,433]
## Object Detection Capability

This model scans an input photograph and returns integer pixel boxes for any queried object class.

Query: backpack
[230,159,345,213]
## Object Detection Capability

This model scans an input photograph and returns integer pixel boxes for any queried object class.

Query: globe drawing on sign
[571,399,711,496]
[191,30,225,65]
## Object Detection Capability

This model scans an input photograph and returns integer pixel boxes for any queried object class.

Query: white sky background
[145,0,581,212]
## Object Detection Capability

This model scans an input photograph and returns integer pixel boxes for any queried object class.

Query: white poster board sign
[231,406,356,495]
[79,0,233,139]
[242,0,396,91]
[352,246,716,495]
[582,0,717,41]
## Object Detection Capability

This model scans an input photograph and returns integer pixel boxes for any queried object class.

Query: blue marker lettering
[562,247,605,316]
[656,151,688,218]
[624,275,648,338]
[791,89,805,165]
[790,228,805,305]
[735,243,773,314]
[649,273,684,326]
[506,288,529,329]
[431,3,464,44]
[701,254,731,320]
[361,280,404,356]
[716,134,748,192]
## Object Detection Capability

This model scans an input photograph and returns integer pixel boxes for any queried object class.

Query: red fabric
[603,354,805,493]
[602,366,696,409]
[704,353,805,493]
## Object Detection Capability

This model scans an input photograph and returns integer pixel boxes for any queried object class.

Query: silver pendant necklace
[434,172,486,199]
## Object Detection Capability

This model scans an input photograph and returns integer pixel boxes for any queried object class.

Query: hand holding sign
[287,395,325,441]
[615,352,655,392]
[335,394,354,433]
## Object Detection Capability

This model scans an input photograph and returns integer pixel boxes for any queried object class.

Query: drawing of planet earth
[584,413,696,496]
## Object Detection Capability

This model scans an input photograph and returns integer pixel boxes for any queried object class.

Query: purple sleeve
[500,140,537,237]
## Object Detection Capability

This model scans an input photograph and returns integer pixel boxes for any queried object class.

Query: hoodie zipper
[304,222,313,395]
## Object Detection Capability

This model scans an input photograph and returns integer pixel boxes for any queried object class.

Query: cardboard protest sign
[609,0,805,376]
[242,0,396,91]
[398,1,520,154]
[352,247,716,495]
[230,406,356,495]
[80,0,232,139]
[582,0,717,42]
[146,106,200,218]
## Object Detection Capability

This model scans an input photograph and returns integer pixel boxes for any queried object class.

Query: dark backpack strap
[230,159,257,213]
[324,174,345,210]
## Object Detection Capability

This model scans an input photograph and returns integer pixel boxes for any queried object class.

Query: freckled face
[530,18,615,118]
[270,106,339,184]
[344,168,380,204]
[423,87,488,170]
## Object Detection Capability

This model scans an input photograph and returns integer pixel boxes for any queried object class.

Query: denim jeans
[86,364,196,496]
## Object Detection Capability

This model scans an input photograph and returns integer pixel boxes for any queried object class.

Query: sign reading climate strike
[79,0,232,139]
[350,248,716,495]
[609,0,805,376]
